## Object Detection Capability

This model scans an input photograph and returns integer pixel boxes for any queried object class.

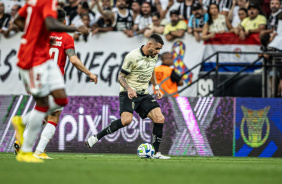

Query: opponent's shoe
[151,152,171,159]
[14,141,20,155]
[11,116,25,145]
[85,135,98,148]
[33,152,52,159]
[16,151,44,163]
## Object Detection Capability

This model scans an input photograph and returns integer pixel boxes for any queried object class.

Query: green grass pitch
[1,153,282,184]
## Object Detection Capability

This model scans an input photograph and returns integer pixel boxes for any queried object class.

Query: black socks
[97,119,124,140]
[152,123,164,153]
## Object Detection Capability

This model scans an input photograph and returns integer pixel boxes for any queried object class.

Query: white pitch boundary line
[0,95,23,147]
[7,96,33,152]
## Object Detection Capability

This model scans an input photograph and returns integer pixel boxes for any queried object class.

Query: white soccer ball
[137,143,155,159]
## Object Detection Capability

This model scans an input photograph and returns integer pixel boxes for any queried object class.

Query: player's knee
[154,114,165,123]
[54,98,68,107]
[121,117,133,126]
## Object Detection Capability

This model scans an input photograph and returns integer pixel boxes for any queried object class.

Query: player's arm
[45,17,88,34]
[150,70,163,99]
[118,72,137,99]
[66,49,98,84]
[13,13,25,31]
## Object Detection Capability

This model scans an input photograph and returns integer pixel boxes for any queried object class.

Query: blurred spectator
[71,1,97,27]
[232,7,248,34]
[164,10,187,41]
[64,0,80,25]
[202,3,232,40]
[93,0,113,20]
[2,4,21,38]
[228,0,249,27]
[144,12,164,37]
[203,0,233,16]
[131,0,141,21]
[91,10,114,35]
[131,2,152,36]
[0,2,11,36]
[259,0,271,17]
[188,3,209,42]
[73,14,91,41]
[154,52,184,97]
[57,2,65,9]
[238,3,267,40]
[155,0,174,20]
[142,0,158,12]
[96,0,134,33]
[177,0,197,22]
[2,0,24,14]
[260,0,282,50]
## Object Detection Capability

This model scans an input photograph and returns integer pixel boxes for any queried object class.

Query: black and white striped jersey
[203,0,232,12]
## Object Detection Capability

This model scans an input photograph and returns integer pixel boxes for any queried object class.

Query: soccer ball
[137,143,155,159]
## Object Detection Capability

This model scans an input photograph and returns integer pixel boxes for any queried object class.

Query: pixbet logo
[58,105,152,150]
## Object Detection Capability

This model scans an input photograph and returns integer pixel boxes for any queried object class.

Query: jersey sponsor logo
[50,36,63,40]
[53,41,62,47]
[20,38,27,44]
[27,0,37,6]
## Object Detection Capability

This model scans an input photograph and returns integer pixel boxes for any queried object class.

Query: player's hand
[89,73,98,84]
[77,26,89,34]
[155,89,163,99]
[127,88,137,99]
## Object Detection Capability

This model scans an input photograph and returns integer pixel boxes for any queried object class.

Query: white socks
[21,109,47,152]
[35,122,56,154]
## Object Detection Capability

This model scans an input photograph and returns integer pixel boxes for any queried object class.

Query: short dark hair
[239,7,248,15]
[161,52,171,60]
[152,12,160,19]
[149,34,164,45]
[57,9,66,22]
[170,10,179,17]
[79,1,89,10]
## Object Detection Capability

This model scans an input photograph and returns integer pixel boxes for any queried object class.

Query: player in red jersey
[12,0,89,163]
[32,9,97,159]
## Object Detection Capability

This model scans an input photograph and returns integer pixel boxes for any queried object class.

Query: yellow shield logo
[240,106,270,148]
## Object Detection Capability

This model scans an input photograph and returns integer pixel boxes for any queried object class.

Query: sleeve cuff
[121,69,130,75]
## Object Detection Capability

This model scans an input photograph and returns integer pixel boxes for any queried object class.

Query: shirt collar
[161,63,171,66]
[140,45,149,57]
[272,9,282,17]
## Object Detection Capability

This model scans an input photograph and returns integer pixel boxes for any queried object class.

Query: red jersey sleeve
[18,4,28,18]
[64,35,75,51]
[42,0,57,19]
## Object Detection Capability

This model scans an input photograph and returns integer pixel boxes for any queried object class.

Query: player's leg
[34,110,62,159]
[12,60,67,163]
[13,95,49,163]
[85,93,134,148]
[147,107,170,159]
[85,112,133,148]
[136,94,170,159]
[98,112,133,139]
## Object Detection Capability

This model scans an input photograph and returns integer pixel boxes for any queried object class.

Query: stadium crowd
[1,0,281,43]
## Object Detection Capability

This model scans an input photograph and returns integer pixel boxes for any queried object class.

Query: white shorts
[19,60,65,97]
[48,95,64,112]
